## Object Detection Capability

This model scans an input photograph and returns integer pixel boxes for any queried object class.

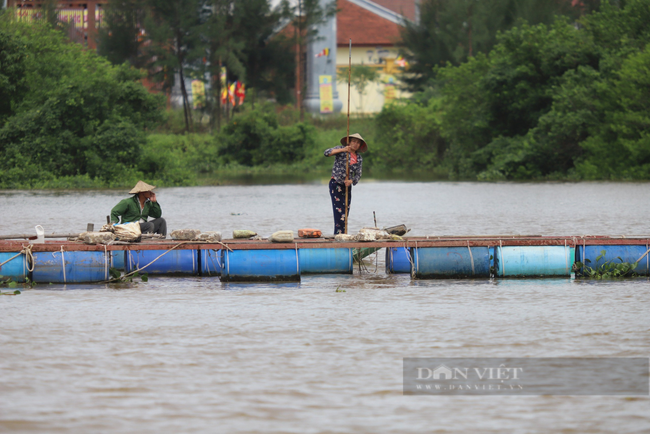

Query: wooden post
[344,39,352,234]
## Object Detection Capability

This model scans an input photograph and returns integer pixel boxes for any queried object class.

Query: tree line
[97,0,335,131]
[373,0,650,180]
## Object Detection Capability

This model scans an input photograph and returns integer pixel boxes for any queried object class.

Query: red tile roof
[337,0,404,47]
[371,0,417,22]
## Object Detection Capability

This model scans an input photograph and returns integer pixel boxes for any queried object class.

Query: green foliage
[0,20,165,188]
[0,29,27,124]
[141,133,219,185]
[374,0,650,180]
[97,0,147,67]
[400,0,589,91]
[573,250,640,279]
[218,105,315,166]
[371,100,446,174]
[337,64,381,113]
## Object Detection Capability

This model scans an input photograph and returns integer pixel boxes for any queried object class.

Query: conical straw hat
[129,180,156,194]
[339,133,368,153]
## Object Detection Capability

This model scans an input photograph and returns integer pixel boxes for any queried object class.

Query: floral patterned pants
[329,178,352,235]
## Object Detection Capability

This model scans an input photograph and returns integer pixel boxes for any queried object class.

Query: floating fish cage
[2,237,648,284]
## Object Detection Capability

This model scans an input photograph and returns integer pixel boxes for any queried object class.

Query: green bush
[0,19,164,188]
[218,106,315,166]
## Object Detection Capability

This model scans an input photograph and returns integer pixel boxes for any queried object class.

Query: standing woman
[324,133,368,235]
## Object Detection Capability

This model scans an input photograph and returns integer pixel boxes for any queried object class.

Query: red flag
[235,82,245,105]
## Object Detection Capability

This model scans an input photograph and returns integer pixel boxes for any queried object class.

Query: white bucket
[30,225,45,244]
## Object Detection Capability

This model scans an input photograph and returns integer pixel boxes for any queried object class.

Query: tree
[0,20,164,187]
[0,30,27,125]
[97,0,147,67]
[143,0,202,132]
[196,0,245,130]
[400,0,592,91]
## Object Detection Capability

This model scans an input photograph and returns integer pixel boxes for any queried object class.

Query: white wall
[336,46,410,114]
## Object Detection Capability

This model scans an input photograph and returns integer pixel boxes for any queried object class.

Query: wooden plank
[2,236,650,253]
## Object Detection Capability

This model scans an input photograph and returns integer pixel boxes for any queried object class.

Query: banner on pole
[319,75,333,114]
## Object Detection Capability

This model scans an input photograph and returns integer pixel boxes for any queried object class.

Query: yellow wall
[336,46,409,114]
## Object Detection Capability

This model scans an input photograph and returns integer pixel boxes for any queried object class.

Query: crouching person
[110,181,167,237]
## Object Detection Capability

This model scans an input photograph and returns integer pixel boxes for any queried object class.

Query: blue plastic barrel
[495,246,574,277]
[221,249,300,282]
[201,249,222,276]
[299,248,352,274]
[125,249,199,275]
[32,251,109,283]
[411,246,490,279]
[385,247,411,274]
[111,251,125,270]
[0,252,28,283]
[575,244,649,276]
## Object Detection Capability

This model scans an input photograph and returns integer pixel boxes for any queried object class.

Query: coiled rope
[0,244,35,273]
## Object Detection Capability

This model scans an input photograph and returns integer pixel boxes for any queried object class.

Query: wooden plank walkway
[2,235,650,253]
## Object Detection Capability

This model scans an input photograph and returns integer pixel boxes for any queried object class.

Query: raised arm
[324,145,349,157]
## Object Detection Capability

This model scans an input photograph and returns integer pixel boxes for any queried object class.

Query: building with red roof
[333,0,415,114]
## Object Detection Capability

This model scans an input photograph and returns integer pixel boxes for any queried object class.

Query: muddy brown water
[1,181,649,433]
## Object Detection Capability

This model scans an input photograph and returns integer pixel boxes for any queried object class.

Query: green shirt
[110,195,162,224]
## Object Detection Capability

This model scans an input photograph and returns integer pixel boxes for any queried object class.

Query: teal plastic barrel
[299,248,352,274]
[495,246,574,277]
[201,249,222,276]
[411,246,490,279]
[575,244,649,276]
[125,249,199,275]
[0,252,27,283]
[385,247,411,274]
[221,249,300,282]
[32,251,109,283]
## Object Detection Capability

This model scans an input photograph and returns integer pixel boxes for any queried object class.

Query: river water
[1,182,649,433]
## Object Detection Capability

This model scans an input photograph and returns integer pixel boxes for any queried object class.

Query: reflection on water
[1,182,649,433]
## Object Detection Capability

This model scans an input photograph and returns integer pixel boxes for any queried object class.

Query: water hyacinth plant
[573,250,640,279]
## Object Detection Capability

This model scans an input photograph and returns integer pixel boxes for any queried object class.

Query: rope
[211,240,233,252]
[404,244,415,272]
[415,241,419,276]
[295,243,299,275]
[59,246,66,283]
[0,244,35,272]
[499,240,505,277]
[467,241,475,275]
[106,241,194,282]
[635,245,650,266]
[104,245,108,280]
[214,250,222,275]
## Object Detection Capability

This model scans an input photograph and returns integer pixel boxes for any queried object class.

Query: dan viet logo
[417,364,523,381]
[404,357,650,395]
